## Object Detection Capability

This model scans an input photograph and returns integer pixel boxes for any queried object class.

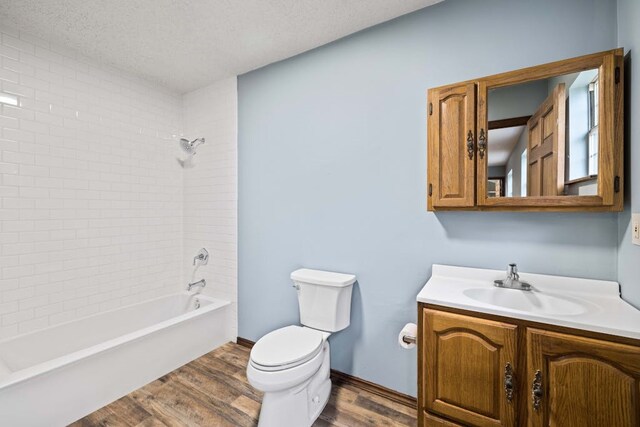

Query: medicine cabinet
[427,49,624,212]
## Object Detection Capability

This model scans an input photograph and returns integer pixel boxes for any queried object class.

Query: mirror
[486,69,599,198]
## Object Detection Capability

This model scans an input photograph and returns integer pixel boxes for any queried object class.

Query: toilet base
[257,342,332,427]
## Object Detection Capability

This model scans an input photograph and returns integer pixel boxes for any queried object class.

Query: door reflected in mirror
[487,69,599,198]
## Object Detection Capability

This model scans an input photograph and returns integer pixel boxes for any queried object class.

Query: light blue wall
[238,0,619,396]
[488,80,548,121]
[617,0,640,309]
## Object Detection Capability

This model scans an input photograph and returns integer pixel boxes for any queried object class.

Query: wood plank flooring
[71,342,417,427]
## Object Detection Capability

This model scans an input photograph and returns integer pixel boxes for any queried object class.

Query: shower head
[179,137,205,155]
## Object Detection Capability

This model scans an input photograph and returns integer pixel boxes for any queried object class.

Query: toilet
[246,268,356,427]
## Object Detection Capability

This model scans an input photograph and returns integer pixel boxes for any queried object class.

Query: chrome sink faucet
[494,263,532,291]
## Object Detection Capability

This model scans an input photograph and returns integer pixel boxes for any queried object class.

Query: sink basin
[462,288,594,316]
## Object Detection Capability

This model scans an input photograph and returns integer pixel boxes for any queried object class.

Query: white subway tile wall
[183,78,238,338]
[0,23,189,339]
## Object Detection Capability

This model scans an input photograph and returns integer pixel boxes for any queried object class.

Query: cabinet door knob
[466,130,475,160]
[504,362,515,402]
[532,370,543,411]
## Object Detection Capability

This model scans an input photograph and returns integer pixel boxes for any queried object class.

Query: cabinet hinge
[429,103,433,116]
[614,176,620,193]
[428,183,433,196]
[615,67,621,84]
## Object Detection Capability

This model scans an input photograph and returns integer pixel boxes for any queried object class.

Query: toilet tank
[291,268,356,333]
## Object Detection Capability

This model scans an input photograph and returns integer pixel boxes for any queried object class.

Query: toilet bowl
[247,268,356,427]
[247,326,332,426]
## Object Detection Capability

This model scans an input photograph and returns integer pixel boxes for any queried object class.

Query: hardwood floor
[71,342,417,427]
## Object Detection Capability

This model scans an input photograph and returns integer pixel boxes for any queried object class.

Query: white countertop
[417,264,640,341]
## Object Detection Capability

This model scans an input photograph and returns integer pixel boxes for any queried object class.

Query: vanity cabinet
[527,329,640,427]
[426,49,624,212]
[423,309,518,426]
[418,305,640,427]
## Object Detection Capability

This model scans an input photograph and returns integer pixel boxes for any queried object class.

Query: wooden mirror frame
[476,49,624,211]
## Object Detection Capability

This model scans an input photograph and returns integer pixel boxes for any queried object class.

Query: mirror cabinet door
[427,83,476,209]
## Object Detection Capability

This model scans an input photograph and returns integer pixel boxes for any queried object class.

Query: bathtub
[0,292,232,426]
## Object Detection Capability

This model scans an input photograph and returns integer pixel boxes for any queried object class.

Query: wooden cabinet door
[427,83,476,209]
[423,309,518,426]
[526,328,640,427]
[526,83,566,197]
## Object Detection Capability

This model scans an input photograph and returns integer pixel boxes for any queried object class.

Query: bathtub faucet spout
[187,279,206,292]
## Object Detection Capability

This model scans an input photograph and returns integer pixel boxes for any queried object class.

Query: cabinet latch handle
[532,369,543,411]
[478,128,487,159]
[466,130,475,160]
[504,363,514,402]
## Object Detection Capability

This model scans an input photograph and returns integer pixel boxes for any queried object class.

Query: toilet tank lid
[291,268,356,287]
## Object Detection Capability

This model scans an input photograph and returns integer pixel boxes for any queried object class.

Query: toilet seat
[250,326,324,372]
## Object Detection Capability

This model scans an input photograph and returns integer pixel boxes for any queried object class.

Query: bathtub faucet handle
[193,248,209,266]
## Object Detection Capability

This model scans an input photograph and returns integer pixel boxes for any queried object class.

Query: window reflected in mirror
[487,69,599,198]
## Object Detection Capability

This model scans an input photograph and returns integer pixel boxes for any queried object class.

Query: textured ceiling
[0,0,443,93]
[487,126,526,167]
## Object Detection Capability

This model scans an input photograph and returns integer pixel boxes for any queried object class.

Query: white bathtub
[0,292,232,426]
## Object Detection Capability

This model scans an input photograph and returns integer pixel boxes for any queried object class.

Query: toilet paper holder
[398,322,417,349]
[402,335,416,345]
